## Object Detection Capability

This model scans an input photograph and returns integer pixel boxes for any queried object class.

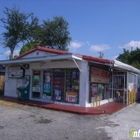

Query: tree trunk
[9,48,14,60]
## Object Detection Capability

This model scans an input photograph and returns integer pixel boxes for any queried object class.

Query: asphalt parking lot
[0,100,140,140]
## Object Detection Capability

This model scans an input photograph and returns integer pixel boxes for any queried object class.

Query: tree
[19,16,71,54]
[20,41,39,55]
[39,16,71,51]
[116,48,140,69]
[0,6,38,59]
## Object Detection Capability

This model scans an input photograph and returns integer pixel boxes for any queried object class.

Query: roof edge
[16,46,69,59]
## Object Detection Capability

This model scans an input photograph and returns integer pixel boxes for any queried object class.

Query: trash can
[17,87,29,101]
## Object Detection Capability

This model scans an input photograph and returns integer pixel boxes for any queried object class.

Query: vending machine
[17,75,30,101]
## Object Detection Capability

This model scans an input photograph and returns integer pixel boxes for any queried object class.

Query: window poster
[32,71,41,92]
[54,89,62,101]
[98,84,104,95]
[53,69,65,101]
[66,92,78,103]
[43,71,52,96]
[33,75,40,87]
[43,83,51,95]
[90,84,98,97]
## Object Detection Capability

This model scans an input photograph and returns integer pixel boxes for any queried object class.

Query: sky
[0,0,140,60]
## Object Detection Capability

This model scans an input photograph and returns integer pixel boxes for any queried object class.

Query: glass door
[42,70,52,100]
[32,70,41,98]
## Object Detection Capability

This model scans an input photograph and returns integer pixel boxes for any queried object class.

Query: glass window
[32,70,41,98]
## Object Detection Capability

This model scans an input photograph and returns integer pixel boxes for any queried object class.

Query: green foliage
[1,6,71,59]
[38,16,71,51]
[20,16,71,54]
[0,6,37,59]
[116,48,140,69]
[20,41,39,55]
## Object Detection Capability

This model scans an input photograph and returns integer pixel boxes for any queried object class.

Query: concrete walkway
[0,96,126,115]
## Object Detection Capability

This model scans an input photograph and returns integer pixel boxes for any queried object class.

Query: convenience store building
[0,46,139,107]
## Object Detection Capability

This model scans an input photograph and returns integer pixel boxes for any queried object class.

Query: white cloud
[5,49,20,56]
[89,44,111,52]
[68,41,84,51]
[113,55,118,60]
[118,40,140,50]
[86,41,91,46]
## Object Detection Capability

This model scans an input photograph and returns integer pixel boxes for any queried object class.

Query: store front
[89,66,112,107]
[31,68,79,104]
[1,46,140,108]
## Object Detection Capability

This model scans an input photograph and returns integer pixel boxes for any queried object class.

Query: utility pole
[98,51,104,58]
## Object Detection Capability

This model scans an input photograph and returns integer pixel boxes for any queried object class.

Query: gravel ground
[0,100,140,140]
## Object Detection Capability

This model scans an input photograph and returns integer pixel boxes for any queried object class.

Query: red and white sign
[91,67,109,83]
[66,92,77,103]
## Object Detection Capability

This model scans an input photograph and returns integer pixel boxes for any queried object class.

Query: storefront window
[52,68,79,103]
[53,69,65,101]
[31,68,80,104]
[43,70,52,100]
[89,67,110,103]
[32,70,41,98]
[66,69,79,103]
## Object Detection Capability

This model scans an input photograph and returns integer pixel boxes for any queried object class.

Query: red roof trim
[16,46,113,64]
[82,55,113,64]
[16,46,69,59]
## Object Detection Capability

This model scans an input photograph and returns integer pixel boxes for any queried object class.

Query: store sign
[66,92,77,103]
[91,67,109,83]
[9,66,23,78]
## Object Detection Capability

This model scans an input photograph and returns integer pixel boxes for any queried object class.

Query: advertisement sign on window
[43,83,51,95]
[43,71,52,96]
[66,92,78,103]
[91,67,109,83]
[32,72,41,92]
[98,84,104,95]
[54,89,62,101]
[90,84,98,97]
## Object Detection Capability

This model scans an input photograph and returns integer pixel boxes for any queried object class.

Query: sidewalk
[0,96,126,115]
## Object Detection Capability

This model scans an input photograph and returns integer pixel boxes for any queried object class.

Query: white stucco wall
[4,66,18,98]
[79,61,90,107]
[4,65,30,98]
[30,60,81,69]
[20,50,56,59]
